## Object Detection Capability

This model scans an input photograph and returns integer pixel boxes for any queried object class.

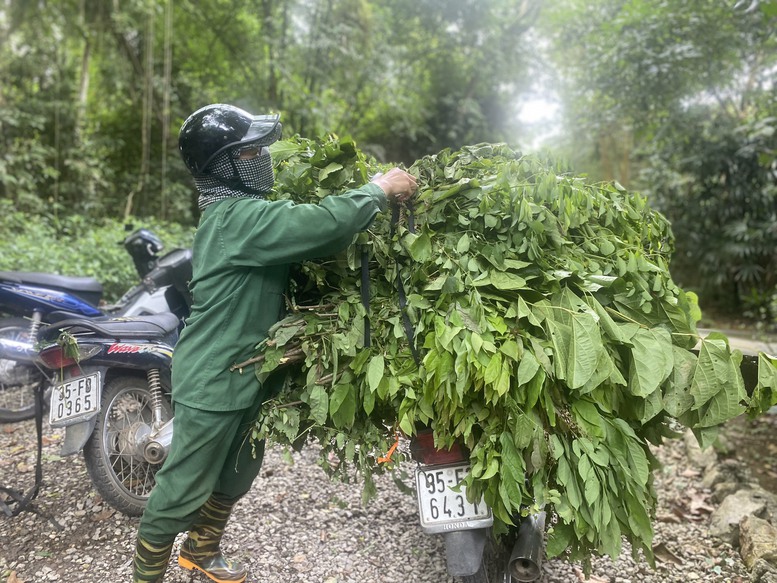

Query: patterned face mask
[194,147,275,211]
[233,147,274,192]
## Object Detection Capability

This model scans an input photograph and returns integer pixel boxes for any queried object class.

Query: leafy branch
[242,135,777,566]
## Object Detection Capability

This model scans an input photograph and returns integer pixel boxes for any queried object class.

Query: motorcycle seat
[0,271,103,303]
[40,312,180,342]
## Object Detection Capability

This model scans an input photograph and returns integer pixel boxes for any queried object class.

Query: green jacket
[171,183,388,411]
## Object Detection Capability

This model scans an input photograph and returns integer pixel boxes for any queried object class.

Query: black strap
[0,381,44,517]
[360,201,421,362]
[390,202,421,365]
[0,381,63,529]
[360,246,371,348]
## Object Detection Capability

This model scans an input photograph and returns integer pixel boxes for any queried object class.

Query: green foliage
[538,0,777,323]
[247,136,777,564]
[0,200,195,302]
[638,113,777,320]
[0,0,537,224]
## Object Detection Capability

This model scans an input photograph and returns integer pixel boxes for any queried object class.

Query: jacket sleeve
[216,183,388,267]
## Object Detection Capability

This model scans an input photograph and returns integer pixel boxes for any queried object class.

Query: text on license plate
[415,464,492,530]
[49,372,101,425]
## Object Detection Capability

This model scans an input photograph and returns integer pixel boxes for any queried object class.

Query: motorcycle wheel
[459,535,514,583]
[83,375,172,517]
[0,317,45,423]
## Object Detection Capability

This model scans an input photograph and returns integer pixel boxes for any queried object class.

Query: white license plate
[49,372,101,426]
[415,463,493,534]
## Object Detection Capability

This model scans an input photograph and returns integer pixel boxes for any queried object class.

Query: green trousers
[138,396,266,544]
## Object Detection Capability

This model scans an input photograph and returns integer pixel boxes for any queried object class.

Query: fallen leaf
[688,491,715,515]
[7,570,24,583]
[92,508,115,521]
[653,542,684,565]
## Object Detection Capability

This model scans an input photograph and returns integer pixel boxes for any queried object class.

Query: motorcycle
[32,313,178,516]
[410,427,546,582]
[0,228,192,423]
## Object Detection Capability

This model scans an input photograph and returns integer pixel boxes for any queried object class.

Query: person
[131,103,417,583]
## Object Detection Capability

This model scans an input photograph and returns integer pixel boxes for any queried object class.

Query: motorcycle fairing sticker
[13,286,85,309]
[107,343,173,358]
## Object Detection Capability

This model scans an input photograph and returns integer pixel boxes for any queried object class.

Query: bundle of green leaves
[242,134,777,564]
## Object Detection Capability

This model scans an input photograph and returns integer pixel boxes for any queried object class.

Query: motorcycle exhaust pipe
[0,337,39,363]
[144,417,174,464]
[508,511,546,582]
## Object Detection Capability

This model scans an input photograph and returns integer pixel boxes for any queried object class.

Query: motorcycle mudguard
[60,417,97,456]
[443,528,489,577]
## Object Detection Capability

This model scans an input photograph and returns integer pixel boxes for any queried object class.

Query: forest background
[0,0,775,326]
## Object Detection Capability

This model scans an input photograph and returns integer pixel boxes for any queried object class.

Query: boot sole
[177,555,247,583]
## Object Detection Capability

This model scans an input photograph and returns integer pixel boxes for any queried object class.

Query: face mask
[194,148,275,210]
[233,147,274,194]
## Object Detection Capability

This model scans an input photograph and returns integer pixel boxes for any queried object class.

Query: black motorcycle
[34,313,178,516]
[0,228,191,423]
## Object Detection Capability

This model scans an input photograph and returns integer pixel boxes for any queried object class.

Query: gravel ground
[0,418,754,583]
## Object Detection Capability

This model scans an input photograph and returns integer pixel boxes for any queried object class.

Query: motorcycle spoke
[103,388,164,498]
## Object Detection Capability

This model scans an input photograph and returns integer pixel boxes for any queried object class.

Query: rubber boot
[177,493,248,583]
[132,536,174,582]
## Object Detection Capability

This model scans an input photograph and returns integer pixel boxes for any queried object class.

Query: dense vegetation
[1,0,776,569]
[540,0,777,321]
[0,199,194,300]
[1,0,774,323]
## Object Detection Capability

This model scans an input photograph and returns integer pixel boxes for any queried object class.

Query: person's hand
[371,168,417,204]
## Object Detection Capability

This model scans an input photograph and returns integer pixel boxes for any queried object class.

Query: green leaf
[628,328,673,397]
[457,234,471,254]
[488,271,528,290]
[330,384,357,429]
[273,320,305,347]
[495,365,511,397]
[749,354,777,415]
[408,233,433,262]
[695,350,747,427]
[546,311,601,389]
[572,401,605,440]
[516,350,540,386]
[484,353,503,385]
[499,339,521,361]
[690,336,736,410]
[662,347,697,417]
[269,139,303,161]
[249,136,771,565]
[499,432,525,510]
[367,355,385,394]
[308,385,329,425]
[546,523,574,558]
[319,162,344,182]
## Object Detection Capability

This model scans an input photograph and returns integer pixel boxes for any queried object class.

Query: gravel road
[0,418,753,583]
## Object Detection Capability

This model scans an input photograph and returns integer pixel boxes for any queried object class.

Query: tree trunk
[160,0,173,220]
[125,7,154,221]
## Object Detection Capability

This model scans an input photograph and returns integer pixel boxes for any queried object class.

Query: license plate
[49,372,101,426]
[415,463,493,534]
